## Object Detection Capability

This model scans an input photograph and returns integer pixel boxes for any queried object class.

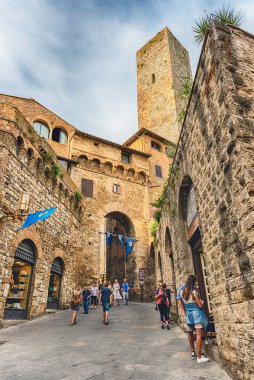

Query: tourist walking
[82,286,91,314]
[155,281,162,311]
[113,279,122,306]
[97,281,102,306]
[108,280,113,306]
[180,275,209,364]
[177,277,211,360]
[155,283,170,330]
[90,283,99,309]
[121,278,129,305]
[165,284,174,323]
[70,287,82,326]
[101,282,112,325]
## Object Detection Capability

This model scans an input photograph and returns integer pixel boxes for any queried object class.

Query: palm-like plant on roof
[193,6,245,44]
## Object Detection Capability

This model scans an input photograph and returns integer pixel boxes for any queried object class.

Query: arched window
[52,128,68,145]
[33,121,50,139]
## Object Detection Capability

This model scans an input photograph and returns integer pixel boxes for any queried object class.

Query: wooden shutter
[155,164,162,178]
[81,178,94,198]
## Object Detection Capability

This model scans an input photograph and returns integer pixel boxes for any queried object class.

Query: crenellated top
[72,153,148,185]
[0,102,84,220]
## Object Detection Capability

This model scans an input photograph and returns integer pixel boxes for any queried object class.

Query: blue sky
[0,0,253,142]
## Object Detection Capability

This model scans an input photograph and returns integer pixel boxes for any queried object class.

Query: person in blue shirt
[101,283,112,325]
[82,287,91,314]
[121,278,129,305]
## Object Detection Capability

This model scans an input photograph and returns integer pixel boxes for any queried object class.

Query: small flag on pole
[118,234,125,246]
[126,237,135,255]
[105,232,113,246]
[17,207,57,231]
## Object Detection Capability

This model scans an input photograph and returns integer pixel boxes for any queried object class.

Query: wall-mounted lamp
[18,192,30,212]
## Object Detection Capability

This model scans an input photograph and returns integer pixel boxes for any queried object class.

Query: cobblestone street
[0,303,230,380]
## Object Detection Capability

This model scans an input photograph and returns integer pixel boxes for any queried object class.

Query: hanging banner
[126,237,135,255]
[105,232,113,246]
[117,234,125,246]
[17,207,57,231]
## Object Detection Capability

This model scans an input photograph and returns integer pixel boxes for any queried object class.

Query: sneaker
[166,324,170,330]
[197,356,209,364]
[105,321,109,325]
[161,325,165,329]
[191,352,197,360]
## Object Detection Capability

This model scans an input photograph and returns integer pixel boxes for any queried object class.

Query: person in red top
[155,283,170,330]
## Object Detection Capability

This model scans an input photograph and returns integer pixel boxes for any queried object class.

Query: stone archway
[102,211,136,297]
[178,176,215,338]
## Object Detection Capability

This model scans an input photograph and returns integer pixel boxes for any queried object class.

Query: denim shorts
[102,302,110,312]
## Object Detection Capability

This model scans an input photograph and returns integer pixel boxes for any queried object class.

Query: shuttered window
[155,164,162,178]
[81,178,94,198]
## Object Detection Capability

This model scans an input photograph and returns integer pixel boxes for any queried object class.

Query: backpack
[160,291,167,305]
[73,293,81,305]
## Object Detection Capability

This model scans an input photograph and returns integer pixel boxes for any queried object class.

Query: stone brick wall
[156,24,254,379]
[0,103,84,322]
[136,27,191,144]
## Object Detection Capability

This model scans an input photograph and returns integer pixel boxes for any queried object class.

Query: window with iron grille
[81,178,94,198]
[155,164,162,178]
[113,184,120,194]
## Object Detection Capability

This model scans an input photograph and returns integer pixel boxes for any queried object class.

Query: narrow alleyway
[0,303,230,380]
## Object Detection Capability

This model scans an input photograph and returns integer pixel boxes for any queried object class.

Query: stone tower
[137,27,192,144]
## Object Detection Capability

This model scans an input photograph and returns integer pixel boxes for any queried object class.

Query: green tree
[193,6,245,44]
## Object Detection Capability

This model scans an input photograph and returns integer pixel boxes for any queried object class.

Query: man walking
[122,278,129,305]
[82,286,91,314]
[101,282,112,325]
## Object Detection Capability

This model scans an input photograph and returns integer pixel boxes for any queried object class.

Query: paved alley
[0,303,231,380]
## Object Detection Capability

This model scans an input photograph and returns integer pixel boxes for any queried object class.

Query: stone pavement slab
[0,303,231,380]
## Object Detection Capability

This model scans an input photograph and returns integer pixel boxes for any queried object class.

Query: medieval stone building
[156,24,254,380]
[1,19,253,379]
[0,28,190,321]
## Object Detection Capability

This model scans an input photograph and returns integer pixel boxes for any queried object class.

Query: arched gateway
[99,211,137,297]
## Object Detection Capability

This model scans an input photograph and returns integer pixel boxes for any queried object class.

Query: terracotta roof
[123,127,176,147]
[74,129,151,158]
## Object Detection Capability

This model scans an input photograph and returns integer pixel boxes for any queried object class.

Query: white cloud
[0,0,253,143]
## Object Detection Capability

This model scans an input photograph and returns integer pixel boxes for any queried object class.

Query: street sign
[138,268,145,285]
[139,268,145,281]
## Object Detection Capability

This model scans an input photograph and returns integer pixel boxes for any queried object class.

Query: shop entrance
[4,239,36,320]
[47,258,64,310]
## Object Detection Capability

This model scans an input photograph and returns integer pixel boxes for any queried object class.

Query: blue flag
[105,232,113,246]
[126,238,135,255]
[118,234,125,246]
[17,207,57,231]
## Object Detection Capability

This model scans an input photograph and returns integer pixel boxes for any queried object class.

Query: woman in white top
[113,279,122,306]
[90,283,99,309]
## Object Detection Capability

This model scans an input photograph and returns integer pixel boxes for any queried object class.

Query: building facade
[155,24,254,380]
[0,103,84,323]
[0,27,190,321]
